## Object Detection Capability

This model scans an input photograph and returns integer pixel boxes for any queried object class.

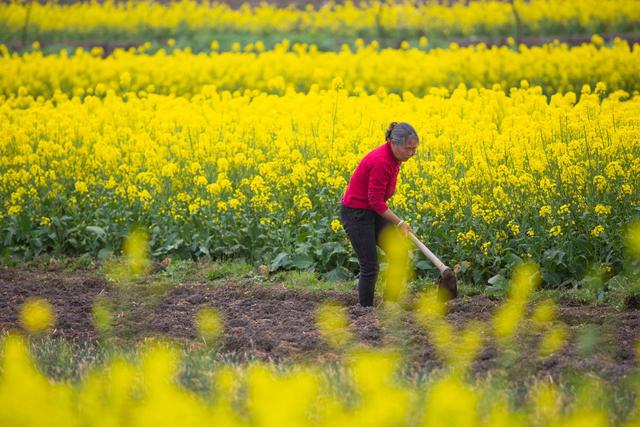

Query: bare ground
[1,265,639,379]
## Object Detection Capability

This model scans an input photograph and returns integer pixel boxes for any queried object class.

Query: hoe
[408,232,458,301]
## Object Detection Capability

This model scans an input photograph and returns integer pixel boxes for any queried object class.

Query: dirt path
[1,266,639,379]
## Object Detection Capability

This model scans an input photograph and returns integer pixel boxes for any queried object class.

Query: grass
[204,260,254,282]
[0,253,99,272]
[161,258,198,282]
[533,275,640,310]
[272,269,353,293]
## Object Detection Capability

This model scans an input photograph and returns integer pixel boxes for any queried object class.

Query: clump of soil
[0,266,109,340]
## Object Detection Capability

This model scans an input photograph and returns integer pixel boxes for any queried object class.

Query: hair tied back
[385,122,398,141]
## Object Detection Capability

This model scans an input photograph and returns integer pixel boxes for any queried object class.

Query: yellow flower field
[1,39,639,98]
[2,1,640,426]
[1,0,639,38]
[2,71,638,284]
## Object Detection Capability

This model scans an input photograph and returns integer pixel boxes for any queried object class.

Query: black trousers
[340,204,391,306]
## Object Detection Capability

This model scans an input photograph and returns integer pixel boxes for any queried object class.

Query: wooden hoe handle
[407,232,448,274]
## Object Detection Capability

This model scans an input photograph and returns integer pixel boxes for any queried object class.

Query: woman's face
[393,137,419,162]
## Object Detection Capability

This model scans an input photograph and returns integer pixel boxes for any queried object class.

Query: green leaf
[321,241,344,256]
[486,274,509,295]
[270,252,292,272]
[323,266,352,282]
[488,274,507,286]
[86,226,106,236]
[97,248,113,260]
[542,269,562,287]
[605,274,628,291]
[504,251,523,267]
[472,268,484,283]
[198,244,210,256]
[4,227,15,246]
[543,248,566,266]
[292,253,315,269]
[415,260,433,271]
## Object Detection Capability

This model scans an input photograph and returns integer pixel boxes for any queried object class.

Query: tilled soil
[0,267,109,340]
[1,265,639,379]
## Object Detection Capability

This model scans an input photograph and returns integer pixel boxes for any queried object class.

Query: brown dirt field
[1,265,639,379]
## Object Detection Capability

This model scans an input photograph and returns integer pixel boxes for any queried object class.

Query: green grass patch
[272,269,353,293]
[161,258,197,283]
[204,259,254,282]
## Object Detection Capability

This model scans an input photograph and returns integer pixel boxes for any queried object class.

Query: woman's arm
[367,163,412,235]
[380,208,412,235]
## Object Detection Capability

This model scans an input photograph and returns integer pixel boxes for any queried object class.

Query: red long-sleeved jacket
[341,142,401,215]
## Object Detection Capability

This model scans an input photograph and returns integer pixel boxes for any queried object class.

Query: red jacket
[341,142,401,215]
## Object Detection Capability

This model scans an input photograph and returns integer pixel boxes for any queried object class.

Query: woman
[340,122,419,307]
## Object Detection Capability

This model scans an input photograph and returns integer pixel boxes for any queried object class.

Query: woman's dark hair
[385,122,418,145]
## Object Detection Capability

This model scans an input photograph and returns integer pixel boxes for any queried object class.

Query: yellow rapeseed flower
[315,302,352,349]
[538,325,567,358]
[194,307,223,343]
[626,220,640,258]
[594,204,611,216]
[549,226,562,237]
[379,227,413,303]
[123,228,150,277]
[591,34,605,46]
[531,299,557,328]
[92,298,113,335]
[74,181,89,194]
[591,225,605,238]
[539,205,552,218]
[19,298,55,334]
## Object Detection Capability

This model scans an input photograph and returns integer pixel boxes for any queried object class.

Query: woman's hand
[396,220,413,237]
[381,209,413,237]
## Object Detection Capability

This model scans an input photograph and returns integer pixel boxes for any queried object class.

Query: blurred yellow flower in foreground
[315,302,352,349]
[379,227,413,304]
[19,298,54,334]
[92,297,113,336]
[626,220,640,258]
[493,263,541,341]
[531,299,557,328]
[538,325,567,358]
[423,376,478,427]
[194,307,223,344]
[123,228,150,277]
